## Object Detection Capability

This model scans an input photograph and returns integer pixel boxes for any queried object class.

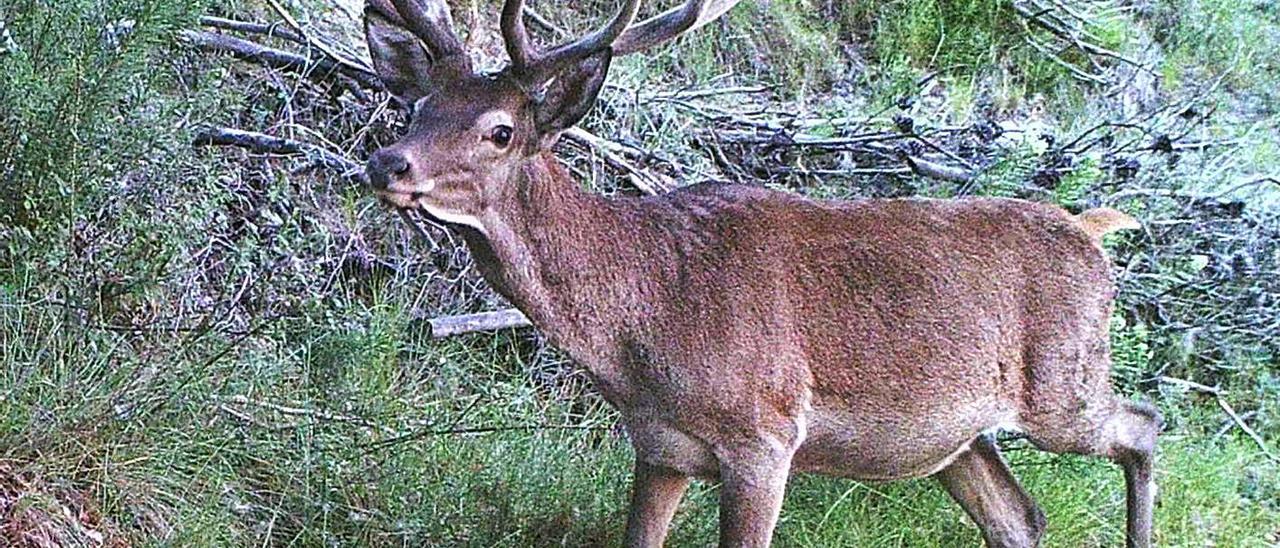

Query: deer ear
[535,49,613,139]
[365,5,434,107]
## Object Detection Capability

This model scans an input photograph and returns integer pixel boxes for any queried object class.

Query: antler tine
[500,0,536,74]
[613,0,742,55]
[502,0,641,85]
[385,0,469,68]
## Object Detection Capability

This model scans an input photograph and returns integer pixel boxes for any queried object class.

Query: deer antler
[613,0,743,55]
[501,0,641,85]
[372,0,470,71]
[501,0,745,86]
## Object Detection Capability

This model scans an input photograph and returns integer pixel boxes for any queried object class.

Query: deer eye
[489,125,514,148]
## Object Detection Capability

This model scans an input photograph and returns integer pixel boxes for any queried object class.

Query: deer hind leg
[624,460,691,548]
[1022,399,1162,548]
[936,435,1047,548]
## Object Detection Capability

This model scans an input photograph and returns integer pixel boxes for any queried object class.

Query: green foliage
[1053,157,1100,207]
[1110,313,1154,389]
[616,0,841,97]
[0,0,206,254]
[1156,0,1280,92]
[971,144,1038,198]
[838,0,1132,110]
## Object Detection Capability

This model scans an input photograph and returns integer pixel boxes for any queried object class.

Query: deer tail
[1076,208,1141,241]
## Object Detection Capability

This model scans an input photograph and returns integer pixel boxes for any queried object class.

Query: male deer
[362,1,1162,546]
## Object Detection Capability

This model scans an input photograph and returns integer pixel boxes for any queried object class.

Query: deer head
[364,0,742,231]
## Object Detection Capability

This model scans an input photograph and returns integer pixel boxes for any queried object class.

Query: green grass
[4,291,1277,546]
[1156,0,1280,92]
[614,0,842,98]
[837,0,1133,114]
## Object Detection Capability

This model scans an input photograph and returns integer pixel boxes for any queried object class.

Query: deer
[360,0,1162,546]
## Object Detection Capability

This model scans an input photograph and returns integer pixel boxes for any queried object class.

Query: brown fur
[361,2,1160,546]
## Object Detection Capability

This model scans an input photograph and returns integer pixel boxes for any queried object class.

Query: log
[426,309,532,339]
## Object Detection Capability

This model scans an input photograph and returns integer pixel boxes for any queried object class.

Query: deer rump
[589,187,1124,482]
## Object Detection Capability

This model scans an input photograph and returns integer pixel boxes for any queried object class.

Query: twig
[193,127,467,256]
[264,0,376,75]
[638,85,772,101]
[396,209,437,249]
[523,6,569,39]
[1159,376,1276,461]
[366,422,611,450]
[1215,398,1277,462]
[1011,1,1146,74]
[215,394,398,435]
[199,16,306,45]
[562,127,673,195]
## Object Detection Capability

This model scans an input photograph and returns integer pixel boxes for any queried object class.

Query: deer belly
[624,417,720,478]
[793,406,1010,480]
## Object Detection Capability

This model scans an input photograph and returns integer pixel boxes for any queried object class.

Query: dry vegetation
[1,0,1278,545]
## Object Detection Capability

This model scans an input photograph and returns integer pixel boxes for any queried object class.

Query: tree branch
[193,126,368,183]
[180,30,382,93]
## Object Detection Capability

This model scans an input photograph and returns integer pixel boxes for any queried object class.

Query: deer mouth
[373,189,428,210]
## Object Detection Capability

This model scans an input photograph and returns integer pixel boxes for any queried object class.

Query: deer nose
[367,148,411,190]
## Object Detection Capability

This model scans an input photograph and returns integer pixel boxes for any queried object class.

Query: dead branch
[901,153,974,183]
[1159,376,1277,461]
[199,16,306,45]
[562,127,674,195]
[1011,1,1147,75]
[193,126,367,183]
[263,0,376,76]
[714,127,974,184]
[523,6,569,39]
[180,30,381,93]
[423,309,532,338]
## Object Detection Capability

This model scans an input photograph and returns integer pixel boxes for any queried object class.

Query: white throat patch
[419,202,487,236]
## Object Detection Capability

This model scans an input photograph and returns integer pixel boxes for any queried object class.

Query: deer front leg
[625,459,691,548]
[715,440,796,548]
[935,435,1046,548]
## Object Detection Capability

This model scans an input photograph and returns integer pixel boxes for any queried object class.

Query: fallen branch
[715,127,975,184]
[901,153,974,183]
[424,309,532,339]
[1159,376,1277,461]
[181,30,381,93]
[264,0,376,76]
[199,16,306,45]
[193,126,367,183]
[1011,1,1147,76]
[523,6,569,39]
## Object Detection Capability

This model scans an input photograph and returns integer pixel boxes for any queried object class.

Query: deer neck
[460,150,631,348]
